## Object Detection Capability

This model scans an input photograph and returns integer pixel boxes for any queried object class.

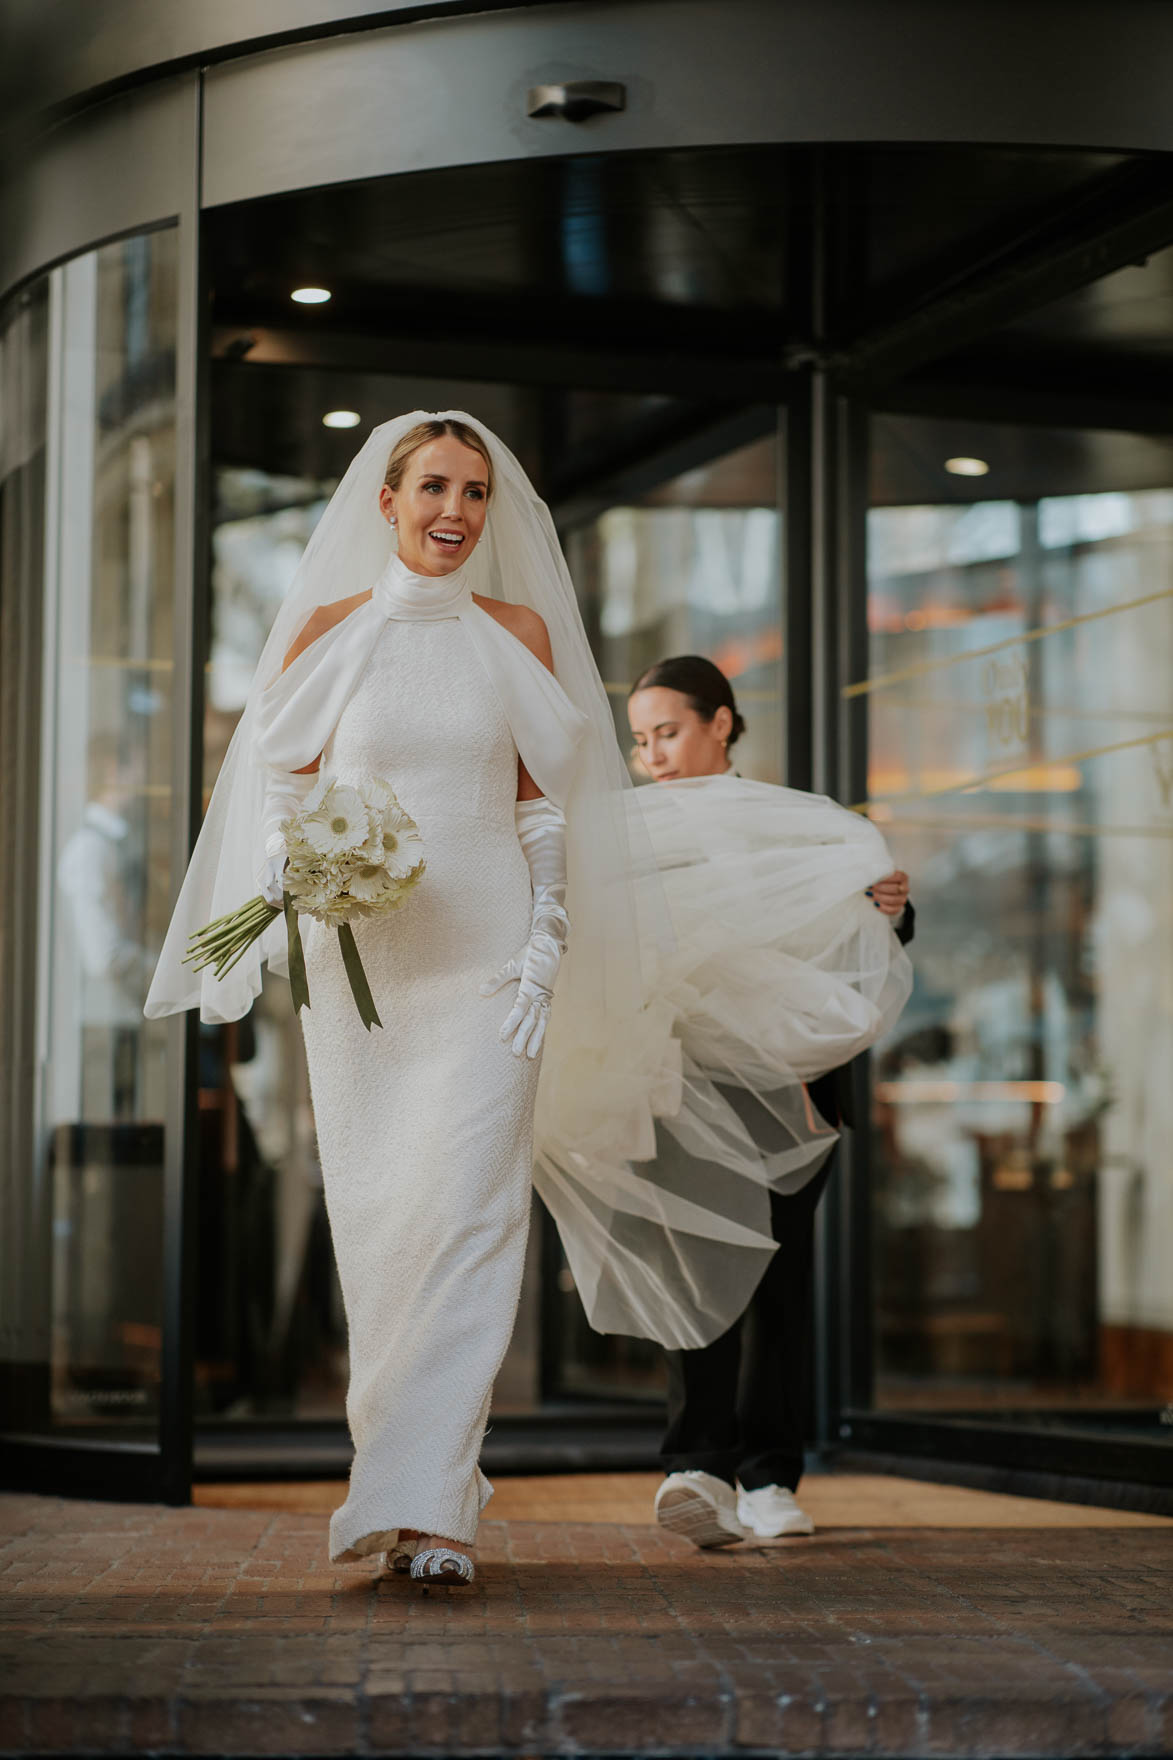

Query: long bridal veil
[532,773,914,1349]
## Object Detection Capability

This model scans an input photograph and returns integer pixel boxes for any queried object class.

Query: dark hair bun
[629,654,746,748]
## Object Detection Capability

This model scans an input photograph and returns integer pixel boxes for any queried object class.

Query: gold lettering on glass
[983,653,1030,751]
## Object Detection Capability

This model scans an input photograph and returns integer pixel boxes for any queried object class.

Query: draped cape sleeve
[145,585,589,1026]
[253,600,385,774]
[461,603,587,808]
[252,597,587,808]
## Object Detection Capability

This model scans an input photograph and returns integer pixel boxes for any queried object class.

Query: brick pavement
[1,1479,1171,1757]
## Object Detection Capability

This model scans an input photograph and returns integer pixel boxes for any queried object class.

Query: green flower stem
[188,928,254,961]
[215,929,270,978]
[189,901,273,941]
[200,922,270,957]
[183,895,280,971]
[195,904,257,933]
[188,910,265,943]
[189,897,273,940]
[184,915,260,957]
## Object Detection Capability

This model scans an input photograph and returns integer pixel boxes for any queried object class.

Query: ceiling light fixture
[945,456,989,477]
[291,286,332,304]
[323,410,361,429]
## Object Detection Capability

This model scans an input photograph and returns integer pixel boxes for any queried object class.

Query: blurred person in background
[57,730,154,1118]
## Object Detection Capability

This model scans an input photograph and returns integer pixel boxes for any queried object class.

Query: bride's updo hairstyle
[629,654,747,748]
[383,417,495,498]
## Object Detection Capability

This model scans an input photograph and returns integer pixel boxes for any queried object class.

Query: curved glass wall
[0,226,178,1452]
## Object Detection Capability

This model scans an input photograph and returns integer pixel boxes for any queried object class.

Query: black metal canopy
[206,140,1173,504]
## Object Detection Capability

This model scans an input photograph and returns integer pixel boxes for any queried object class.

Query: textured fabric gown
[298,603,539,1562]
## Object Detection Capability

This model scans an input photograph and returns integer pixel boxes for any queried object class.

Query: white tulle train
[533,773,913,1350]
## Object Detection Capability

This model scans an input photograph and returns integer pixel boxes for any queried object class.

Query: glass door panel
[1,227,179,1460]
[567,424,786,785]
[197,466,348,1426]
[864,414,1173,1434]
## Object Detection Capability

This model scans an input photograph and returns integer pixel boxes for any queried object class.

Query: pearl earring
[389,515,397,526]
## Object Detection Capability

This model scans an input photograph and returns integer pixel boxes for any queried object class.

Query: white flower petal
[299,782,368,859]
[348,863,398,904]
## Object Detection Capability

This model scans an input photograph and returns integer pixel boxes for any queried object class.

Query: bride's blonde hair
[383,418,494,498]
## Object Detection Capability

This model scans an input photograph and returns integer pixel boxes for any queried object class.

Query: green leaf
[337,921,382,1031]
[284,892,311,1014]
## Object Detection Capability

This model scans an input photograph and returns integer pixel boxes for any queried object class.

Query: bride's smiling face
[628,687,733,781]
[379,436,489,576]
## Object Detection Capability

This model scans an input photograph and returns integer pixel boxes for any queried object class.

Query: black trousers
[659,1159,833,1492]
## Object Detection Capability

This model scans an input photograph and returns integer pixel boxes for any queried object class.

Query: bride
[146,411,649,1586]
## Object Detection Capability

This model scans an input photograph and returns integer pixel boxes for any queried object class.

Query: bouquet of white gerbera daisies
[184,778,424,1030]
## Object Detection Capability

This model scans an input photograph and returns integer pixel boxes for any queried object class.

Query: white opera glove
[479,797,569,1060]
[256,767,318,906]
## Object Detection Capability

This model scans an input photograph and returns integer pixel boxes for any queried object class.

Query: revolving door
[3,0,1173,1506]
[192,140,1173,1494]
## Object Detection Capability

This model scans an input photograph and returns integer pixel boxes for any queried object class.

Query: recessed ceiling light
[291,286,331,304]
[323,410,361,429]
[945,456,989,477]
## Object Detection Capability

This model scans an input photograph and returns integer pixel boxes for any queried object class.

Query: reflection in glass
[566,427,784,784]
[5,230,180,1433]
[866,419,1173,1422]
[197,469,349,1421]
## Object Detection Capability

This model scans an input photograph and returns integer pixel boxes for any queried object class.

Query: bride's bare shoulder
[282,589,373,672]
[473,595,553,673]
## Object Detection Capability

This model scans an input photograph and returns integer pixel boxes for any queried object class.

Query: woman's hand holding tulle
[867,868,910,916]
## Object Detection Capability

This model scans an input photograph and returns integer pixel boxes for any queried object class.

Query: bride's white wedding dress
[142,411,659,1564]
[300,590,539,1562]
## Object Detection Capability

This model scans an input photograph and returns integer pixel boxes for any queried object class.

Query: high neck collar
[373,549,473,621]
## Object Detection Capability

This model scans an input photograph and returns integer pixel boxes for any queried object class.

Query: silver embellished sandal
[409,1546,475,1585]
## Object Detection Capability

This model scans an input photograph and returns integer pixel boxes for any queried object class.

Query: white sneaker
[654,1470,747,1549]
[736,1482,815,1537]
